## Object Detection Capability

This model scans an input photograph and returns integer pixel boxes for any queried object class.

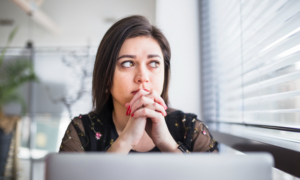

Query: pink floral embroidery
[202,131,207,135]
[95,132,102,140]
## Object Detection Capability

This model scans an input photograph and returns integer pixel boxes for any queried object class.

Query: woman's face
[111,36,165,107]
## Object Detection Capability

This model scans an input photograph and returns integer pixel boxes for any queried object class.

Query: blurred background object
[0,27,38,180]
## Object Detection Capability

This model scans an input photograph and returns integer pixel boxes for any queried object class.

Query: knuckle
[148,91,154,96]
[140,90,147,96]
[141,96,146,102]
[142,108,147,114]
[159,113,163,118]
[148,94,154,100]
[138,90,143,95]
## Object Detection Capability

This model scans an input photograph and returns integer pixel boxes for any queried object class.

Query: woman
[59,15,218,153]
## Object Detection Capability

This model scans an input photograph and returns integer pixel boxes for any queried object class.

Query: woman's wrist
[106,135,133,154]
[157,137,182,153]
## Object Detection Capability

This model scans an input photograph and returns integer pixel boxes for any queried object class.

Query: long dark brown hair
[92,15,171,114]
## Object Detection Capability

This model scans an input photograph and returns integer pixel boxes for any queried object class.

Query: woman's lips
[131,89,140,94]
[131,89,150,94]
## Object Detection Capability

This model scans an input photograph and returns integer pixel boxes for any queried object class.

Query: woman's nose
[135,74,149,83]
[134,67,149,83]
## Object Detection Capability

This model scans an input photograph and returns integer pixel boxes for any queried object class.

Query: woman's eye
[121,61,134,68]
[149,61,160,68]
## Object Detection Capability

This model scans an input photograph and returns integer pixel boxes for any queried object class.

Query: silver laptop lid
[45,153,273,180]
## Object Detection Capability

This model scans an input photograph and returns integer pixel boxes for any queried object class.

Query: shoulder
[165,108,199,124]
[83,111,113,126]
[72,112,102,127]
[70,115,85,132]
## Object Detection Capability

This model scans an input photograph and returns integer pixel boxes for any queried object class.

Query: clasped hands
[119,89,178,152]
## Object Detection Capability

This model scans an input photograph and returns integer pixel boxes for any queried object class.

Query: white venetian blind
[201,0,300,129]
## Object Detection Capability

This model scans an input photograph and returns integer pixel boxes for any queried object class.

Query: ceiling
[0,0,156,47]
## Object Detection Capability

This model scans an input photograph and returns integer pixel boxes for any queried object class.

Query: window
[200,0,300,177]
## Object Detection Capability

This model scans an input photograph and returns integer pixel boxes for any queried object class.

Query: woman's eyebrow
[117,54,161,60]
[117,55,136,60]
[148,54,161,59]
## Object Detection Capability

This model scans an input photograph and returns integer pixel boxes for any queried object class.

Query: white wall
[156,0,202,118]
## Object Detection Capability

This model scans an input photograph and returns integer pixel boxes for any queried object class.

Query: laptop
[45,153,273,180]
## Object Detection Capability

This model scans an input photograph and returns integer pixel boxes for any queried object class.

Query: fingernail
[164,105,168,110]
[131,113,134,117]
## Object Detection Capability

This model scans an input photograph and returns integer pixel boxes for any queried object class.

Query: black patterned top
[59,103,218,153]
